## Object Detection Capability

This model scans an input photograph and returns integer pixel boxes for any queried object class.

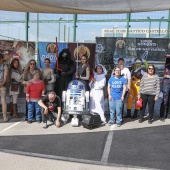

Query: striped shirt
[139,74,160,97]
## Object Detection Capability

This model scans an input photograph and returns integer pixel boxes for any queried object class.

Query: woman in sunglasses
[138,65,160,124]
[22,59,43,121]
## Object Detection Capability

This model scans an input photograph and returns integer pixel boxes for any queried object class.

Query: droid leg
[71,115,79,127]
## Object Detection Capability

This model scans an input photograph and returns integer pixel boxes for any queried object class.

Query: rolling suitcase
[81,114,102,129]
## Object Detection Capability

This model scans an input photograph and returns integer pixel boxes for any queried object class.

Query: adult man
[38,91,61,128]
[117,58,131,118]
[108,67,127,127]
[126,58,147,118]
[0,53,9,122]
[42,58,55,94]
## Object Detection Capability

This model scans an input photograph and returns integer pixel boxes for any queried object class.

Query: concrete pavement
[0,114,169,170]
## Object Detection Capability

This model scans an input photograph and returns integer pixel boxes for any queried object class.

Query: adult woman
[26,70,45,123]
[138,65,160,124]
[22,59,42,120]
[75,55,90,90]
[9,58,22,118]
[89,64,107,125]
[42,58,55,94]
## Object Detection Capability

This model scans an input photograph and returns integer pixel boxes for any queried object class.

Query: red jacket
[26,80,45,102]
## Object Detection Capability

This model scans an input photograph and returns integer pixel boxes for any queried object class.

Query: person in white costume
[89,64,107,125]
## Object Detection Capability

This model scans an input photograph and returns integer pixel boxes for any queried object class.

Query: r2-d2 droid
[62,80,89,126]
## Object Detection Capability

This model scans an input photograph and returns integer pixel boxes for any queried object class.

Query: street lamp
[125,25,131,37]
[18,27,20,40]
[147,16,151,38]
[91,33,95,42]
[5,18,12,40]
[113,25,118,37]
[58,17,63,42]
[159,16,164,36]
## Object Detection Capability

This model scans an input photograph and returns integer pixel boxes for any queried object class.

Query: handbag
[11,84,19,92]
[136,98,143,109]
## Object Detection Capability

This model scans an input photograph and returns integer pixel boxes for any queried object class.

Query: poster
[68,43,96,76]
[96,37,170,78]
[38,42,67,69]
[0,40,36,114]
[96,37,169,116]
[0,40,35,69]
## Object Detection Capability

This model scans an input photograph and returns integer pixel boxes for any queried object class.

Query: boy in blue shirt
[108,67,127,127]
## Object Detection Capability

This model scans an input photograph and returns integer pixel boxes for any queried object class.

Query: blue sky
[0,10,169,42]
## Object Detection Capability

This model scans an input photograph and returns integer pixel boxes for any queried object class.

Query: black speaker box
[81,114,102,129]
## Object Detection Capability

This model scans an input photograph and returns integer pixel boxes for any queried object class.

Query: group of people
[107,57,161,126]
[0,48,170,128]
[0,53,61,128]
[0,48,92,128]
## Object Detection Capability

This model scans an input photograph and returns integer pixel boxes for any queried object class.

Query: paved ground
[0,114,170,170]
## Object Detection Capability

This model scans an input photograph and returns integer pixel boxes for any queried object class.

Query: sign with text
[96,37,170,77]
[38,42,67,69]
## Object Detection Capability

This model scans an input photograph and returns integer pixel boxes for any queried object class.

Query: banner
[96,37,169,116]
[68,43,96,76]
[0,40,35,69]
[0,40,36,113]
[96,37,170,78]
[38,42,67,69]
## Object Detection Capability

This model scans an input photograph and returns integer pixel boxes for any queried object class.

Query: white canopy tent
[0,0,170,14]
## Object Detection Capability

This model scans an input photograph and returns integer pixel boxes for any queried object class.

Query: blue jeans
[109,99,123,125]
[42,111,57,123]
[27,101,41,121]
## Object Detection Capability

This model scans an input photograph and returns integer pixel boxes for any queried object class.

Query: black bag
[160,100,165,118]
[81,114,102,129]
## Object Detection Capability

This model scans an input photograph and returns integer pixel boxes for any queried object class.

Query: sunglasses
[30,63,36,65]
[148,68,154,70]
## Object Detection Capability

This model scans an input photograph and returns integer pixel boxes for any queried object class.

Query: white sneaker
[43,122,47,129]
[101,121,107,126]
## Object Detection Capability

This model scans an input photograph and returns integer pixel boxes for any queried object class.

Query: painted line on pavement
[0,148,148,169]
[101,125,116,164]
[0,122,21,134]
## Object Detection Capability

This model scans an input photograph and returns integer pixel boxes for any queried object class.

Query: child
[26,70,45,123]
[108,67,127,127]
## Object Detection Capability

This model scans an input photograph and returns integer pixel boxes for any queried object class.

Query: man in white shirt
[118,58,131,119]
